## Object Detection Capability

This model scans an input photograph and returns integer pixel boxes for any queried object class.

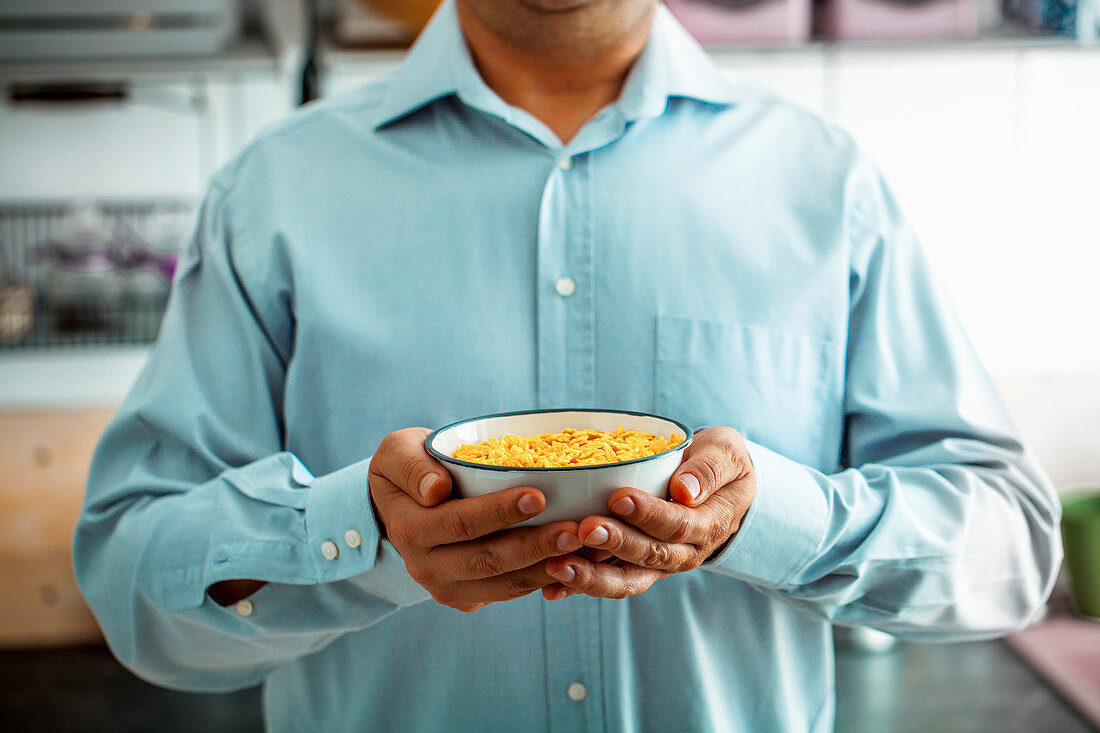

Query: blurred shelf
[0,36,280,84]
[706,22,1100,56]
[326,20,1099,67]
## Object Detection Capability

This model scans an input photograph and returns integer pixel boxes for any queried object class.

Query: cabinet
[0,408,115,647]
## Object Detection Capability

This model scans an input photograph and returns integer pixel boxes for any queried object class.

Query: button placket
[565,153,596,407]
[574,596,605,730]
[544,599,593,732]
[535,160,570,408]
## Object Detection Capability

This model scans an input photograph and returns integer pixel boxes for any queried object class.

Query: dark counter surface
[834,637,1095,732]
[0,636,1094,731]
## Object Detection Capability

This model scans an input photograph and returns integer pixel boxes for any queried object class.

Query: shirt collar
[373,0,740,131]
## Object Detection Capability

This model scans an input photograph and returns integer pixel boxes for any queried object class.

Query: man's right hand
[368,427,583,613]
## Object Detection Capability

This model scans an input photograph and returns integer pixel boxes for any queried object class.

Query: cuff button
[344,529,363,549]
[321,540,339,561]
[235,599,254,617]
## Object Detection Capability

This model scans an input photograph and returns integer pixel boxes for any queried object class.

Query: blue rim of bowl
[426,408,694,473]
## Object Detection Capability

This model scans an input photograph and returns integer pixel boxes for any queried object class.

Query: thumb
[373,427,454,507]
[668,428,743,508]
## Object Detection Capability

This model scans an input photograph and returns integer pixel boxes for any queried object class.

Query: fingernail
[585,525,609,547]
[680,473,701,502]
[419,473,439,498]
[518,493,541,515]
[557,532,582,551]
[612,497,635,516]
[550,564,575,583]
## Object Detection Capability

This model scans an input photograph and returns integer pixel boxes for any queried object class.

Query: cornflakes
[453,425,683,468]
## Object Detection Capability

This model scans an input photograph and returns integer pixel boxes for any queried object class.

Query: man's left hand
[542,426,757,601]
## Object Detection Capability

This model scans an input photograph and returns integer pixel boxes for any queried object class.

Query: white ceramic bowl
[426,409,693,526]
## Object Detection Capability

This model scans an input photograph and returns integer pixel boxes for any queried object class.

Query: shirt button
[235,599,254,617]
[320,540,339,560]
[344,529,363,549]
[567,682,587,701]
[558,156,573,171]
[555,277,576,297]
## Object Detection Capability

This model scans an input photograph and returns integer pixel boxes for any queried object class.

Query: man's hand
[542,427,756,601]
[369,428,584,612]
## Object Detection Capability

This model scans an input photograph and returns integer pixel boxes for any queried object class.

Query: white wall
[722,47,1100,493]
[813,47,1100,492]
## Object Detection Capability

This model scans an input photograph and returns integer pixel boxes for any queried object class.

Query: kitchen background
[0,1,1098,731]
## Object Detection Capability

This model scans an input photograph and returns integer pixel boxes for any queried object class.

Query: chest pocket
[654,315,842,471]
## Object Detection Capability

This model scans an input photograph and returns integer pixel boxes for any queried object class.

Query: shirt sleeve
[703,155,1063,641]
[73,178,429,693]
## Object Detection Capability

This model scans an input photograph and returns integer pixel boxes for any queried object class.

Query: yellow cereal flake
[453,425,684,468]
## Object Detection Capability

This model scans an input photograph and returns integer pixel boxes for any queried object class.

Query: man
[74,0,1062,730]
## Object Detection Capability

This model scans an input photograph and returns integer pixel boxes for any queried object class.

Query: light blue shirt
[74,3,1063,731]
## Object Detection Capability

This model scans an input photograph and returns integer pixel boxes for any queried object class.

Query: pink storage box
[816,0,978,40]
[664,0,813,44]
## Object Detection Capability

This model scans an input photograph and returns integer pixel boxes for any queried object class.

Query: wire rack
[0,200,196,350]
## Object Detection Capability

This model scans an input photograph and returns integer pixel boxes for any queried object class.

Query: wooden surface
[0,408,116,647]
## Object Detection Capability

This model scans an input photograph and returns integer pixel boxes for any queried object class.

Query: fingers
[579,547,613,563]
[541,547,613,600]
[668,426,750,507]
[542,583,573,601]
[576,516,698,572]
[544,555,667,600]
[401,486,548,547]
[428,521,583,581]
[432,563,563,613]
[607,487,710,545]
[370,427,454,507]
[370,430,550,547]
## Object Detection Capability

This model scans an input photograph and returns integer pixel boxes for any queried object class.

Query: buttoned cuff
[703,441,829,589]
[303,458,425,606]
[215,540,430,631]
[304,459,377,581]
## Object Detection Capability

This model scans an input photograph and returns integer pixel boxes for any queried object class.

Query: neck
[455,1,656,145]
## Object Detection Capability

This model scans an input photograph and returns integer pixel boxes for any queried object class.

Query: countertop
[0,636,1093,732]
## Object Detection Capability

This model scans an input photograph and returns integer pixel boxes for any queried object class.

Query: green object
[1061,492,1100,618]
